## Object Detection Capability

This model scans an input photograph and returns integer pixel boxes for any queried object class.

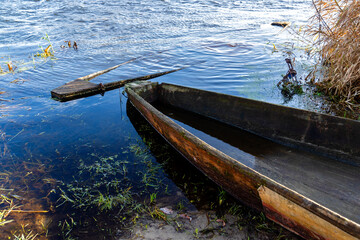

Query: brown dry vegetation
[307,0,360,109]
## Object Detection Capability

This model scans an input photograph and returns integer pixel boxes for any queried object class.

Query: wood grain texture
[125,81,360,240]
[258,186,358,240]
[51,68,182,102]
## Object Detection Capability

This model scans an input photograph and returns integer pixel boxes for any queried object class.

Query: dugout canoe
[125,81,360,240]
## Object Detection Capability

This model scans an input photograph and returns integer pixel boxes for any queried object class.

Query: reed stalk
[307,0,360,108]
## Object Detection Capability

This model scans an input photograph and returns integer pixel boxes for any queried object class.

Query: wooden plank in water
[51,79,99,101]
[51,68,182,102]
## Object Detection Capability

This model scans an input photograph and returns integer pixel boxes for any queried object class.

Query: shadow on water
[126,100,224,209]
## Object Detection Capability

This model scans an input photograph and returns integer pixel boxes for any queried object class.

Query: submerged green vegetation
[0,109,300,239]
[0,158,54,239]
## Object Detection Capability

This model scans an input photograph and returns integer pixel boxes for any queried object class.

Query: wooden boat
[125,81,360,240]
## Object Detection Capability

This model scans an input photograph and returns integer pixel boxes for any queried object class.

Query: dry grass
[307,0,360,108]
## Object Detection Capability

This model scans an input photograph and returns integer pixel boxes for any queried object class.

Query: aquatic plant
[58,217,76,239]
[277,79,304,101]
[52,141,173,238]
[58,143,167,209]
[61,40,78,50]
[193,228,200,238]
[0,161,54,239]
[148,207,167,222]
[0,194,14,227]
[217,188,227,206]
[12,232,38,240]
[176,200,186,211]
[0,33,65,76]
[35,34,55,58]
[149,192,157,204]
[306,0,360,109]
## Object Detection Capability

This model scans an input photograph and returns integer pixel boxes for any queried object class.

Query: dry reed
[307,0,360,108]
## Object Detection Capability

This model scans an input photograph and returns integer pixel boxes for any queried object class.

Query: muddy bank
[124,196,301,240]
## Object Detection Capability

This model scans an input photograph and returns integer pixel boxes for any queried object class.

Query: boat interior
[130,82,360,225]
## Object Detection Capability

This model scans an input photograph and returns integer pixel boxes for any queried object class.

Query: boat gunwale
[159,83,360,123]
[125,81,360,239]
[157,83,360,167]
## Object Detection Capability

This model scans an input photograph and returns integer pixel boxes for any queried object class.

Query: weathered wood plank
[51,68,183,102]
[51,79,99,100]
[258,186,357,240]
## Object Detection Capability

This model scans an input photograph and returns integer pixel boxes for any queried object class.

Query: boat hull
[125,81,360,240]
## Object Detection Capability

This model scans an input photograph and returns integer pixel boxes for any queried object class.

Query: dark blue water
[0,0,314,152]
[0,0,312,238]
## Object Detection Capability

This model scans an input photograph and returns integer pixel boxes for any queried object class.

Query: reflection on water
[0,0,312,238]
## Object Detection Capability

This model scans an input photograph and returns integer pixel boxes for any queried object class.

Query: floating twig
[76,58,139,82]
[10,210,48,214]
[7,129,24,143]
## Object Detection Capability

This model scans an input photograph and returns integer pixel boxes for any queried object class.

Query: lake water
[0,0,313,239]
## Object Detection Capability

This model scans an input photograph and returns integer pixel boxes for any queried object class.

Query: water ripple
[0,0,313,117]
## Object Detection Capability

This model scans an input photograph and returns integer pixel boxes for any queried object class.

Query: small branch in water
[9,210,49,214]
[75,50,171,82]
[77,58,139,82]
[7,129,24,143]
